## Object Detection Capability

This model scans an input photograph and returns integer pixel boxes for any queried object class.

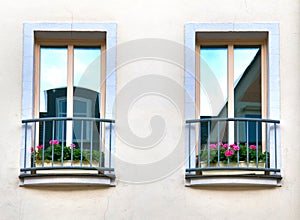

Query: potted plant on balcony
[31,139,104,168]
[196,142,268,168]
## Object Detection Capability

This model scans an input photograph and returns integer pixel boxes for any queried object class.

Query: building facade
[0,0,299,219]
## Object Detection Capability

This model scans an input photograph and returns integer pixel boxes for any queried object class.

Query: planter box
[196,161,266,175]
[33,160,103,174]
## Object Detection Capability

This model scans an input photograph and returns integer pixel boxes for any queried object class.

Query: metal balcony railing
[186,118,280,176]
[20,117,115,175]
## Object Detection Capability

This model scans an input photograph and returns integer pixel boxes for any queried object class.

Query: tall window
[35,33,106,147]
[196,37,268,150]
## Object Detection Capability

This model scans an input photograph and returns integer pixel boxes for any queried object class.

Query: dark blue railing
[186,117,280,175]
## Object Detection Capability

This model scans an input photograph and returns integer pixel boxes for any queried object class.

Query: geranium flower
[70,143,76,148]
[49,139,59,145]
[250,145,257,150]
[31,146,34,153]
[224,149,234,157]
[209,144,217,149]
[222,143,229,148]
[37,144,43,150]
[231,144,240,151]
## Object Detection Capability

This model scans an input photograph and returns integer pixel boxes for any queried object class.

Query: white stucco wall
[0,0,299,219]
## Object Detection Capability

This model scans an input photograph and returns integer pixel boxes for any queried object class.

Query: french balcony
[19,117,115,186]
[185,118,282,186]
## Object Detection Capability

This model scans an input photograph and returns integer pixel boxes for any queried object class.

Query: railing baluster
[188,123,191,170]
[99,121,102,168]
[33,122,36,167]
[207,121,211,167]
[24,122,28,170]
[80,120,84,166]
[246,121,249,167]
[237,121,239,166]
[51,120,55,166]
[61,120,64,166]
[42,121,45,167]
[274,122,277,169]
[198,122,201,168]
[71,119,73,166]
[109,122,112,171]
[217,121,220,167]
[256,121,259,167]
[227,120,230,166]
[266,123,269,168]
[90,120,93,167]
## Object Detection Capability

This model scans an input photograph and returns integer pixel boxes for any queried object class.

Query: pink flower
[224,150,234,157]
[37,145,43,150]
[222,143,229,149]
[49,139,59,145]
[219,142,223,146]
[210,144,217,149]
[70,143,76,148]
[231,144,240,151]
[31,146,34,153]
[250,145,257,150]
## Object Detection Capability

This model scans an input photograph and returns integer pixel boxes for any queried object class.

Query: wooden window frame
[196,39,268,120]
[34,37,107,146]
[34,38,107,119]
[195,38,268,151]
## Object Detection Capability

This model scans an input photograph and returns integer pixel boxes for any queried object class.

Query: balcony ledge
[19,173,116,187]
[185,174,282,187]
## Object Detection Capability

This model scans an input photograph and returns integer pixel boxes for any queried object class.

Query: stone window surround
[21,23,117,186]
[184,23,281,186]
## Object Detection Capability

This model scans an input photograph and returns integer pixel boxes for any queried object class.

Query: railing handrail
[22,117,115,123]
[186,117,280,124]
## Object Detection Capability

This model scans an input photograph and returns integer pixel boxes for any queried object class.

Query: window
[20,23,116,186]
[36,37,104,146]
[196,39,267,148]
[184,23,281,186]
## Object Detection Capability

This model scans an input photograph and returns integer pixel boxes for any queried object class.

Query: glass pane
[73,47,100,116]
[74,47,100,92]
[39,47,68,114]
[73,47,101,147]
[39,47,68,145]
[200,47,228,117]
[200,47,228,145]
[234,46,261,144]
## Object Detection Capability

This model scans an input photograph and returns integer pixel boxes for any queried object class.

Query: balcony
[19,117,115,186]
[185,118,281,186]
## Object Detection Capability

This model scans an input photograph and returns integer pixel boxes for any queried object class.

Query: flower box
[31,139,104,174]
[33,160,103,174]
[196,161,266,175]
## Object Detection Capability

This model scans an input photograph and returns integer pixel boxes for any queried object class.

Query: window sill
[185,174,282,187]
[19,173,116,187]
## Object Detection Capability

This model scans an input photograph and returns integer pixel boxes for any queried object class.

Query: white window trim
[21,23,117,186]
[184,23,281,186]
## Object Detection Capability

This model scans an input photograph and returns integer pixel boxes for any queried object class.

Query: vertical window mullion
[100,43,106,119]
[34,44,41,119]
[228,44,234,144]
[66,45,74,146]
[261,41,268,153]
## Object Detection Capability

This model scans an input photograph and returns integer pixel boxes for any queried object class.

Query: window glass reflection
[234,47,261,117]
[200,47,228,117]
[234,46,261,144]
[74,47,100,92]
[39,47,67,113]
